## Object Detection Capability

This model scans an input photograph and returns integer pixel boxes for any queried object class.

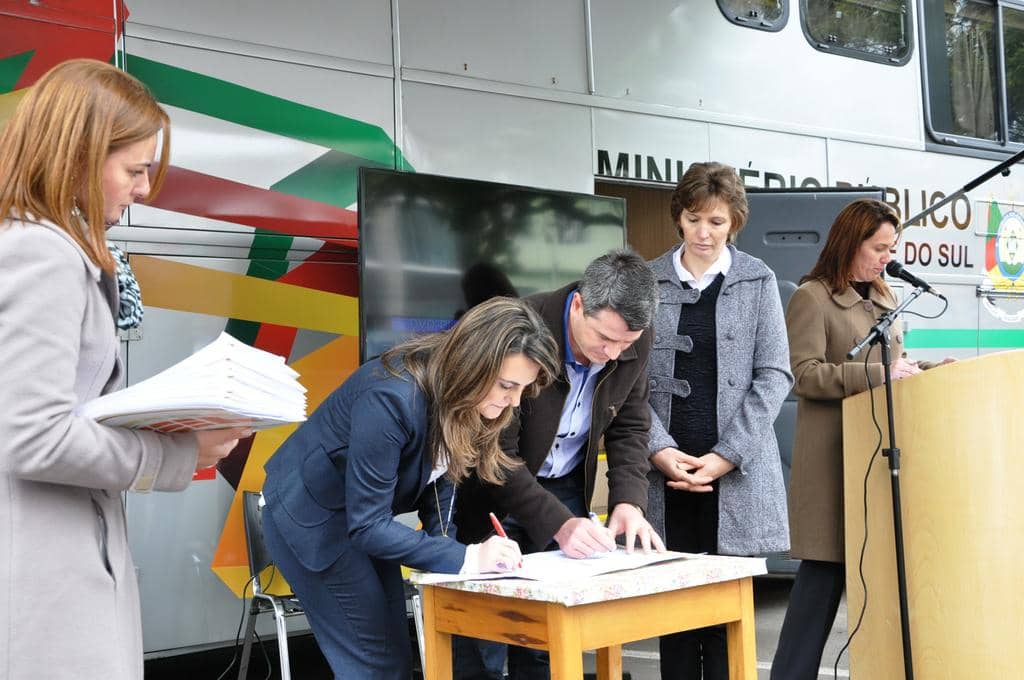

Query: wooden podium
[842,350,1024,678]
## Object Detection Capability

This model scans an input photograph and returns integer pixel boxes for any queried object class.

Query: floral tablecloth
[411,554,766,607]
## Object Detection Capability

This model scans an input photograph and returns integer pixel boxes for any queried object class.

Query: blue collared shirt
[538,290,606,478]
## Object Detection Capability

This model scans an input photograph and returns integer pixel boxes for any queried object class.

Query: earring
[71,171,83,219]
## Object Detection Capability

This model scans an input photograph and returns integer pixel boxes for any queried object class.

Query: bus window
[1005,5,1024,143]
[922,1,1000,143]
[800,0,913,65]
[717,0,789,32]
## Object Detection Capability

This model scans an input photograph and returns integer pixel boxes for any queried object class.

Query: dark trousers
[659,484,726,680]
[262,508,411,680]
[453,465,588,680]
[770,559,846,680]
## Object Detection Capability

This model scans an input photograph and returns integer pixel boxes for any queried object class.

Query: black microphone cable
[832,351,885,680]
[901,295,949,321]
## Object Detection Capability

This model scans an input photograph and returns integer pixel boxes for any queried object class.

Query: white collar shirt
[673,244,733,291]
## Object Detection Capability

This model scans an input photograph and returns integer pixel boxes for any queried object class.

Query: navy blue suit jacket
[262,358,466,573]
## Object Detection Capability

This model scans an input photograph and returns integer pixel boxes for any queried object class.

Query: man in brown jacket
[454,248,663,679]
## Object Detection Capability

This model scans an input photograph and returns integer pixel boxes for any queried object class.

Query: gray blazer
[0,218,197,680]
[646,245,792,556]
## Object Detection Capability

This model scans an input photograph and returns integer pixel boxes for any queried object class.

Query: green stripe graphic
[271,149,389,211]
[904,328,1024,349]
[125,55,402,167]
[121,55,415,342]
[0,51,32,94]
[988,201,1002,238]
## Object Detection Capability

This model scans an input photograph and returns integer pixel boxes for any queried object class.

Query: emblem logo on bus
[982,204,1024,322]
[994,211,1024,280]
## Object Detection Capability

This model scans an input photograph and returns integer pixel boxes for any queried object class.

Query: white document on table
[413,548,695,585]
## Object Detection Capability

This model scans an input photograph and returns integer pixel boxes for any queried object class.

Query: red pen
[489,512,507,538]
[489,512,522,569]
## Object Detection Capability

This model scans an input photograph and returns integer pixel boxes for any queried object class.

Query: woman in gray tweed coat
[646,162,792,680]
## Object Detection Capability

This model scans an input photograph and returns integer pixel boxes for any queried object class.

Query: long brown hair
[0,59,171,272]
[802,198,900,295]
[380,296,560,485]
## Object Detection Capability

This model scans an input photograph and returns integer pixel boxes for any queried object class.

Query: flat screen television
[358,168,626,360]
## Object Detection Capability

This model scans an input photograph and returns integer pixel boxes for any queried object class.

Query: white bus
[2,0,1021,659]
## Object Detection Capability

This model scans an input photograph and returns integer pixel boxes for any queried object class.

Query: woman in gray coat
[0,60,246,680]
[646,162,792,680]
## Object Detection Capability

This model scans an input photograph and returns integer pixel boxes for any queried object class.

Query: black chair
[238,491,305,680]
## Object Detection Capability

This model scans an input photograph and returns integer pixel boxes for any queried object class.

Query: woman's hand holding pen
[476,535,522,572]
[478,512,522,572]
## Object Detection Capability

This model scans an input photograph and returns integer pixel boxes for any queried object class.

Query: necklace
[433,481,455,538]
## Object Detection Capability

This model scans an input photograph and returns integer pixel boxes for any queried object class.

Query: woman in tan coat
[770,199,924,680]
[0,60,246,679]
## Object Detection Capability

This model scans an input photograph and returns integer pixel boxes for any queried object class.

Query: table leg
[420,586,453,680]
[596,644,623,680]
[726,577,756,680]
[546,604,583,679]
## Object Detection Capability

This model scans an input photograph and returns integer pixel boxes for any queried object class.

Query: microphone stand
[903,145,1024,227]
[848,141,1024,680]
[847,285,925,680]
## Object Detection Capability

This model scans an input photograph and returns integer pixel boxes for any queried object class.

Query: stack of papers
[78,332,307,433]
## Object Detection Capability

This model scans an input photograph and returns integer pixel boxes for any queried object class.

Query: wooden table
[413,554,765,680]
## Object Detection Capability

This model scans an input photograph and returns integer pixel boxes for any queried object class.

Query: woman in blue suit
[261,296,561,678]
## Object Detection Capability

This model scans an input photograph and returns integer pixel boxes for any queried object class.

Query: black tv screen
[358,168,626,360]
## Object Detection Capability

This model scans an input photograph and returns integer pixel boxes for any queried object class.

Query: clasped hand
[650,447,734,492]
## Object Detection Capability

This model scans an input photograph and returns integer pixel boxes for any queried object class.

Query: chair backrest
[241,491,274,593]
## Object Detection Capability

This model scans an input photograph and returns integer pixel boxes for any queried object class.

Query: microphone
[885,260,946,300]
